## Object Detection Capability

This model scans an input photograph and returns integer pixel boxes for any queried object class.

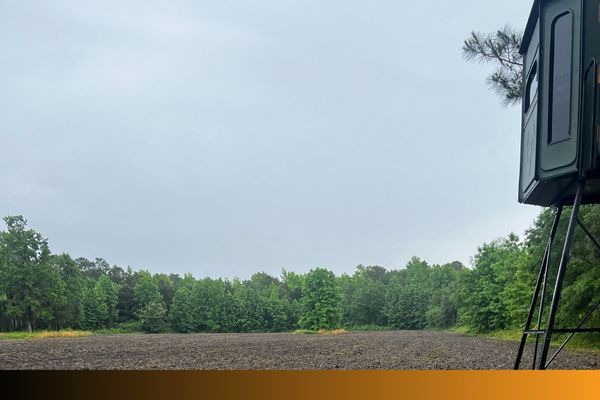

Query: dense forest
[1,209,599,337]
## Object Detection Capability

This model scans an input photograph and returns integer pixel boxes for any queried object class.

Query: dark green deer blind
[518,0,600,206]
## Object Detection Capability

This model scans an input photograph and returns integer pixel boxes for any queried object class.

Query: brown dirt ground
[0,330,598,370]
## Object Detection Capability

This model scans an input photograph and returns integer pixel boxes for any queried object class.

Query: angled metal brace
[576,218,600,254]
[514,181,600,369]
[545,298,600,368]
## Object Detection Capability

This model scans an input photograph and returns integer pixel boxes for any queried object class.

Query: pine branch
[462,25,524,106]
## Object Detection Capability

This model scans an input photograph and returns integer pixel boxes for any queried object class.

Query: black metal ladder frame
[514,181,600,369]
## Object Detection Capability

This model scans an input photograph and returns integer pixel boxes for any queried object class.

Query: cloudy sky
[0,1,539,278]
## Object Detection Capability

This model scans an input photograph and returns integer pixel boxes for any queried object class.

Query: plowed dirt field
[1,330,598,370]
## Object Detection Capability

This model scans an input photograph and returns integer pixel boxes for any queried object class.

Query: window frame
[547,11,574,145]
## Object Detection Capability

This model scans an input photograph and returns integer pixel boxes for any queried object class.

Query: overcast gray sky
[0,0,539,278]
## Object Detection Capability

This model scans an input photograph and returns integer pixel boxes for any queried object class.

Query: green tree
[281,269,304,328]
[230,273,290,332]
[216,282,240,332]
[133,270,167,331]
[426,262,466,329]
[458,234,524,333]
[94,275,119,327]
[51,253,83,329]
[117,267,136,323]
[343,265,388,327]
[248,272,280,291]
[139,299,168,333]
[169,275,195,333]
[0,216,65,332]
[77,257,111,280]
[154,273,176,312]
[190,278,232,332]
[43,267,68,330]
[265,287,289,332]
[384,257,431,330]
[385,280,429,330]
[0,292,7,331]
[232,280,267,332]
[518,206,600,332]
[462,26,523,105]
[299,268,342,330]
[133,270,164,316]
[81,280,100,330]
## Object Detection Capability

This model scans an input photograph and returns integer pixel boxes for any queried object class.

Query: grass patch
[93,328,140,335]
[293,329,319,335]
[450,326,522,341]
[318,328,347,335]
[39,330,92,338]
[450,327,600,353]
[0,330,92,340]
[294,328,347,335]
[346,325,391,332]
[448,326,469,335]
[483,329,523,342]
[93,322,144,335]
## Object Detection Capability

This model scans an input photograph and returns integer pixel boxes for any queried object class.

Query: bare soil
[0,330,598,370]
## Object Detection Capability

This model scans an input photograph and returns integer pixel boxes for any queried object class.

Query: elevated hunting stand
[515,0,600,369]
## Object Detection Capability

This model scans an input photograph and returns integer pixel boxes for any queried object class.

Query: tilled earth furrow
[0,331,598,370]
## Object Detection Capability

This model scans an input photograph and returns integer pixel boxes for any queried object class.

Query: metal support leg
[514,206,562,370]
[532,206,563,368]
[538,183,584,370]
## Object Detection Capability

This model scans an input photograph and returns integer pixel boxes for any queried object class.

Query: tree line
[1,209,599,336]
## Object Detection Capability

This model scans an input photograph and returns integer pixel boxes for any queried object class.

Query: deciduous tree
[299,268,342,330]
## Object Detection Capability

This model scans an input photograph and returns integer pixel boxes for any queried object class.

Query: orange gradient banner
[3,370,600,400]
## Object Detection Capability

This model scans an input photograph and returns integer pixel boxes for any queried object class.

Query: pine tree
[463,26,523,105]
